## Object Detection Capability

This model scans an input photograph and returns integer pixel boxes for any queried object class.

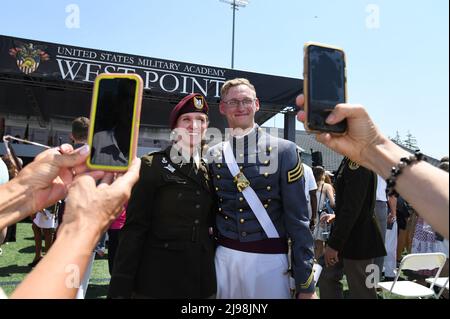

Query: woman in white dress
[312,166,336,259]
[29,206,57,267]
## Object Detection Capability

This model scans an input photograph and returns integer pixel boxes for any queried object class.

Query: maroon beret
[169,93,208,129]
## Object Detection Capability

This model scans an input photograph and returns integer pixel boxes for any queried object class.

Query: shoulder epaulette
[348,160,360,170]
[142,150,164,167]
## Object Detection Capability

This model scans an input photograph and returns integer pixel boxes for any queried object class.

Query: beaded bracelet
[386,150,424,197]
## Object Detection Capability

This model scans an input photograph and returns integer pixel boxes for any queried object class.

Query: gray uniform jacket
[206,126,315,293]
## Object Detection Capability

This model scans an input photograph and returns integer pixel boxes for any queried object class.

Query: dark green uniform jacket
[328,158,387,260]
[108,146,216,298]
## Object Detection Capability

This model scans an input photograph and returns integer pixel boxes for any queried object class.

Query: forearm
[0,179,34,229]
[284,198,315,293]
[388,196,397,216]
[0,227,7,244]
[310,195,317,220]
[11,223,101,299]
[365,139,449,238]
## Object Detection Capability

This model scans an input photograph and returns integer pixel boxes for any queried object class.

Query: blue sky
[0,0,448,159]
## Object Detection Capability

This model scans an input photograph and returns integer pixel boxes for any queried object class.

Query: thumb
[326,104,367,125]
[54,144,90,168]
[325,104,349,124]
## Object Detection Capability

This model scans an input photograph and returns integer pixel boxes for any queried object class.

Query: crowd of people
[0,77,448,299]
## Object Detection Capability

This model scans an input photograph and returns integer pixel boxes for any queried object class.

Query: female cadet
[108,93,216,298]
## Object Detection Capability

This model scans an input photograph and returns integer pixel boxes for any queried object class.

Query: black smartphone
[87,73,143,172]
[303,42,347,133]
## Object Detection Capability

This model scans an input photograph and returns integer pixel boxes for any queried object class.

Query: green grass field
[0,221,110,298]
[2,222,402,299]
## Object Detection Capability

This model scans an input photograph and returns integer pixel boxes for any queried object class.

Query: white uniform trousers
[215,245,291,299]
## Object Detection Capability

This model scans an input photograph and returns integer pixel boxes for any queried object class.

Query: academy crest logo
[9,42,50,75]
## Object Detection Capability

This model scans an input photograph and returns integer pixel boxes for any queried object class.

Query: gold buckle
[233,172,250,192]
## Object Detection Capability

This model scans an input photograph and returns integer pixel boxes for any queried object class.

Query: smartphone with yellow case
[87,73,143,172]
[303,42,347,134]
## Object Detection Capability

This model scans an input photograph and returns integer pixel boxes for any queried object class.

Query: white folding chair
[377,253,447,299]
[426,276,449,299]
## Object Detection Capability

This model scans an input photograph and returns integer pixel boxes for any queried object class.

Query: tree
[403,131,419,150]
[390,130,402,145]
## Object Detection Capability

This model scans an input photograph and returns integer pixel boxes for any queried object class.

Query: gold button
[239,208,243,213]
[264,160,269,165]
[215,187,219,191]
[264,204,269,208]
[240,218,245,224]
[216,175,221,179]
[239,153,244,158]
[217,164,221,168]
[224,215,228,220]
[268,199,272,203]
[220,198,223,202]
[239,197,244,202]
[264,172,269,178]
[267,186,272,191]
[218,207,222,212]
[267,146,272,152]
[239,166,244,171]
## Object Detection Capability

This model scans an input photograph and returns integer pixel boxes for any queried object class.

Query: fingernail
[79,144,90,155]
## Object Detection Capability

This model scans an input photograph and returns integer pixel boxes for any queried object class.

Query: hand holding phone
[303,42,347,134]
[87,73,143,172]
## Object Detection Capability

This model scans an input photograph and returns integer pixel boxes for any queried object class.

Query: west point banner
[0,35,301,106]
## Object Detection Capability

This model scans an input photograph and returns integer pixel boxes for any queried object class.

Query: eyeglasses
[222,98,256,108]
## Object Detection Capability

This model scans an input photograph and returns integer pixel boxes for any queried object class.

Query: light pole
[220,0,249,69]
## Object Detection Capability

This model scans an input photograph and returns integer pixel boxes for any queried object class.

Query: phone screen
[306,45,347,133]
[90,77,137,168]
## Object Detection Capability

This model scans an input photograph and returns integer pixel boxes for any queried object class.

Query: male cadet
[319,157,386,299]
[207,78,316,299]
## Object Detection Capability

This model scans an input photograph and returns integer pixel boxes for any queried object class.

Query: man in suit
[318,157,386,299]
